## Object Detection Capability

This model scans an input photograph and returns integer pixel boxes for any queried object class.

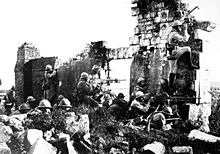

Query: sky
[0,0,219,90]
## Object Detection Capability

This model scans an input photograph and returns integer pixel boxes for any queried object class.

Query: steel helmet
[37,99,52,109]
[151,113,166,129]
[117,93,125,99]
[18,103,31,111]
[171,20,183,27]
[58,98,72,108]
[26,96,36,103]
[162,106,173,116]
[137,77,145,84]
[135,91,144,98]
[45,64,53,72]
[58,95,64,102]
[80,72,89,79]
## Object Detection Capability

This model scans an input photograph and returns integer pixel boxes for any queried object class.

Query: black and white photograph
[0,0,220,153]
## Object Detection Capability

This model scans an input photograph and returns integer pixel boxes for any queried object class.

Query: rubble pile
[0,104,219,153]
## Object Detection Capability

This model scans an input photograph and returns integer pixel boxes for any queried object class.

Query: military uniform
[77,74,98,107]
[4,87,16,115]
[42,65,61,106]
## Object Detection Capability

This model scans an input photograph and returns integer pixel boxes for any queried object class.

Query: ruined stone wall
[15,41,133,106]
[129,0,200,95]
[14,42,40,105]
[58,58,93,106]
[129,0,215,132]
[30,57,56,102]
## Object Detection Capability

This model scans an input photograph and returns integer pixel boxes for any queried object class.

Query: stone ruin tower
[14,42,40,105]
[129,0,215,132]
[14,42,58,105]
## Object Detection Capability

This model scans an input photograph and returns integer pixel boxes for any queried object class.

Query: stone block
[24,129,43,149]
[141,141,165,154]
[129,36,140,45]
[131,0,138,4]
[28,137,56,154]
[0,115,9,123]
[8,116,24,131]
[159,10,169,22]
[10,113,27,122]
[188,129,220,143]
[172,146,193,154]
[0,142,11,154]
[0,122,13,143]
[134,26,141,35]
[66,112,90,136]
[140,39,150,47]
[131,7,139,16]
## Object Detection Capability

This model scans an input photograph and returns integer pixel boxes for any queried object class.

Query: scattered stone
[66,112,90,135]
[8,116,24,131]
[109,147,125,154]
[141,141,165,154]
[57,133,77,154]
[28,137,56,154]
[24,129,43,150]
[172,146,193,154]
[10,113,27,122]
[0,122,13,143]
[188,129,220,142]
[0,115,9,123]
[0,142,11,154]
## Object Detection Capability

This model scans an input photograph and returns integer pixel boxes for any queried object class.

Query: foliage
[83,41,109,69]
[77,106,191,153]
[52,109,68,133]
[24,112,53,133]
[7,132,26,154]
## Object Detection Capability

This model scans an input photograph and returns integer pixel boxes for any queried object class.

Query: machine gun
[101,78,127,85]
[168,96,201,104]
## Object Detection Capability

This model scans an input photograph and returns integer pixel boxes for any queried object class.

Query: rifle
[180,6,199,23]
[101,78,126,84]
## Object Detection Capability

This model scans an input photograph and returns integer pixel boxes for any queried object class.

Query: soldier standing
[4,86,16,115]
[167,20,199,90]
[42,65,62,107]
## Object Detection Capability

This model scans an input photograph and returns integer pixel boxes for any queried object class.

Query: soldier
[108,93,129,120]
[130,77,146,102]
[167,20,199,90]
[53,94,65,110]
[127,91,150,119]
[42,64,62,107]
[26,96,38,110]
[77,72,99,108]
[37,99,53,115]
[57,98,72,111]
[4,86,16,115]
[18,103,31,114]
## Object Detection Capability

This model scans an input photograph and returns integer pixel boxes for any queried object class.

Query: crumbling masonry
[129,0,215,131]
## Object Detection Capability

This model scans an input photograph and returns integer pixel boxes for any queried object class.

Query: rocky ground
[1,94,220,154]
